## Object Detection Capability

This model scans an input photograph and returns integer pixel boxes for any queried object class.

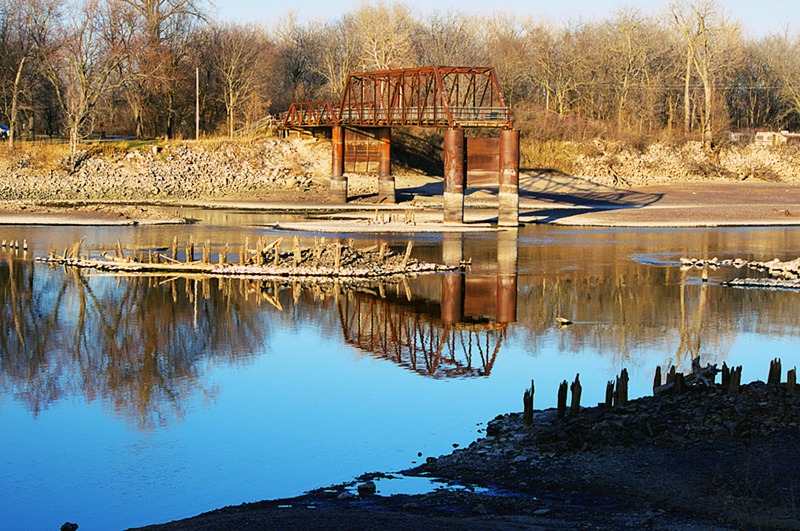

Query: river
[1,210,799,530]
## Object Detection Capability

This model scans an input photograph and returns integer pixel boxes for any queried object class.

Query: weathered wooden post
[768,358,782,385]
[570,374,582,417]
[443,128,465,223]
[615,368,629,407]
[331,125,347,202]
[498,129,520,227]
[523,379,534,427]
[377,127,395,204]
[729,365,742,394]
[605,381,614,410]
[788,368,797,392]
[557,380,568,419]
[721,362,730,388]
[653,366,662,395]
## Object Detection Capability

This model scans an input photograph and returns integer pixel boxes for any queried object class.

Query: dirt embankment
[0,138,331,202]
[571,140,800,186]
[4,138,800,205]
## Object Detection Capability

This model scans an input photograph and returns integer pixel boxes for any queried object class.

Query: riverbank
[3,138,800,228]
[133,370,800,530]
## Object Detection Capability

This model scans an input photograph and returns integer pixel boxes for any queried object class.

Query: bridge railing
[336,105,511,128]
[283,100,338,127]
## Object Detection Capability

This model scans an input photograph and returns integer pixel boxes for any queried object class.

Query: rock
[337,491,355,500]
[357,481,377,495]
[61,524,79,531]
[472,503,488,515]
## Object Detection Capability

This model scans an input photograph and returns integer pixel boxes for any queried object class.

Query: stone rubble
[0,138,331,201]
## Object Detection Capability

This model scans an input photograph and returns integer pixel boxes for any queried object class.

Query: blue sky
[216,0,797,37]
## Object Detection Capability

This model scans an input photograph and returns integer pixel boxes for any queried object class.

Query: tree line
[2,0,800,155]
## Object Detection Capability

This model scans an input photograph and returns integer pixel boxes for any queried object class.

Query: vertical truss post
[443,128,465,223]
[331,125,347,202]
[498,129,520,227]
[377,127,395,203]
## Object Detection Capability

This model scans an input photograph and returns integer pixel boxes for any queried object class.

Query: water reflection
[3,225,800,530]
[1,256,268,429]
[329,233,519,378]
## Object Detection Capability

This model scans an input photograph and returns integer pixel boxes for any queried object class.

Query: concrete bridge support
[498,129,520,227]
[377,128,395,203]
[443,128,465,223]
[330,126,347,202]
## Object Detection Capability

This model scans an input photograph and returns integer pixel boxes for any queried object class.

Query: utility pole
[195,67,200,141]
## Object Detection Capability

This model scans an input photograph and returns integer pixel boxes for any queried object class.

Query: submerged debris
[681,255,800,289]
[35,236,456,280]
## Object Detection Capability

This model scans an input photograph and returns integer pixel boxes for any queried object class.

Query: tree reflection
[0,259,267,430]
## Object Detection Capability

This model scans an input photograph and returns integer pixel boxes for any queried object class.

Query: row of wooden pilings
[329,126,520,227]
[522,357,797,426]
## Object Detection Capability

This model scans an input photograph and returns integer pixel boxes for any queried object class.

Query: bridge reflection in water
[336,233,517,378]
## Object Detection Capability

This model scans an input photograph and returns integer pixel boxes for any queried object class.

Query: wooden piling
[523,379,534,427]
[172,236,178,260]
[293,235,301,267]
[653,366,662,395]
[615,369,629,407]
[730,365,742,394]
[721,362,730,388]
[557,380,568,419]
[768,358,782,385]
[788,368,797,393]
[605,381,614,410]
[570,374,582,417]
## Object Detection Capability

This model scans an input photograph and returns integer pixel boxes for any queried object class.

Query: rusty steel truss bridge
[282,66,520,226]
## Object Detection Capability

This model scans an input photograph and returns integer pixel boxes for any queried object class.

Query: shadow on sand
[397,171,663,223]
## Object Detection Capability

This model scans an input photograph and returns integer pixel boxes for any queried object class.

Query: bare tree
[116,0,206,138]
[210,22,266,137]
[671,0,743,150]
[351,2,415,71]
[0,0,61,149]
[38,0,123,163]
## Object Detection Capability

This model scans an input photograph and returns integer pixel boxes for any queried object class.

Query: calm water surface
[1,212,799,530]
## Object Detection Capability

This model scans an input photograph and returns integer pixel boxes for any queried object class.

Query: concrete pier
[443,128,465,223]
[377,128,395,203]
[498,129,520,227]
[330,126,347,202]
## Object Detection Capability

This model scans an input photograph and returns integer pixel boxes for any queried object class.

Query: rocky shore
[0,138,330,202]
[135,361,800,530]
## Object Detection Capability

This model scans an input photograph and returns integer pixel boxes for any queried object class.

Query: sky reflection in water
[1,220,799,530]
